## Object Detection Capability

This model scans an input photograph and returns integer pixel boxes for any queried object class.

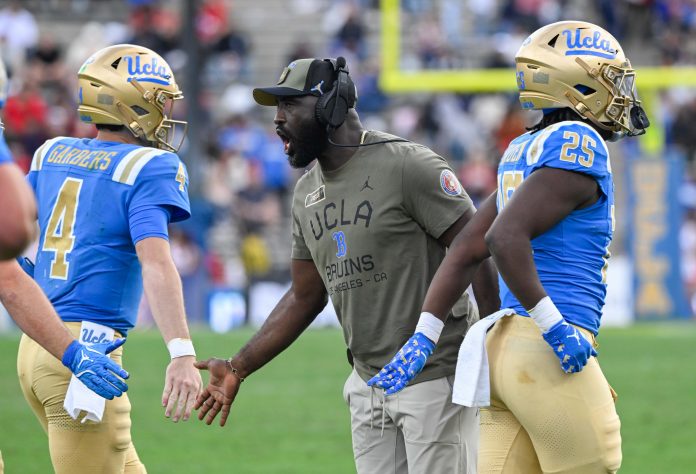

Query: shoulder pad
[112,147,170,185]
[527,121,610,176]
[30,137,67,171]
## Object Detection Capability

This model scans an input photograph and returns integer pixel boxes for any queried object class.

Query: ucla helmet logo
[124,55,172,85]
[561,28,617,59]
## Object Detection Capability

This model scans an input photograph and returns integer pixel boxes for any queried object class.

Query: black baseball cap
[253,58,337,106]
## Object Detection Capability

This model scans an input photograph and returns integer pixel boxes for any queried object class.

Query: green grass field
[1,324,694,473]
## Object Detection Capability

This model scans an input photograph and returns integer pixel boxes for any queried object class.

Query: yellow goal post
[379,0,696,153]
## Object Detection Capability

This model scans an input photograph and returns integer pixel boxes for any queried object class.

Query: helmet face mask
[516,21,649,140]
[154,107,188,153]
[78,44,187,152]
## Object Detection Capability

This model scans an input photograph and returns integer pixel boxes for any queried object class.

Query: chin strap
[115,100,145,139]
[563,90,613,132]
[116,79,149,139]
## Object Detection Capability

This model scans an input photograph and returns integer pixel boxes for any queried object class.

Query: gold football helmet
[77,44,187,152]
[515,21,649,139]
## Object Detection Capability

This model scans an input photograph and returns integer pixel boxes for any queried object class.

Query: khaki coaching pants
[343,369,479,474]
[17,322,146,474]
[480,315,622,474]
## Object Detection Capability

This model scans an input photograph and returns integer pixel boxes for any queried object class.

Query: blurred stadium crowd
[2,0,696,322]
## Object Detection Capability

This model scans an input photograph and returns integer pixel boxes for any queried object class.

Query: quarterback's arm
[484,167,597,309]
[136,236,202,422]
[136,236,193,344]
[0,163,36,259]
[195,258,327,426]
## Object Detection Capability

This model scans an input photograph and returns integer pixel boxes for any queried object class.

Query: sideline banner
[626,156,689,319]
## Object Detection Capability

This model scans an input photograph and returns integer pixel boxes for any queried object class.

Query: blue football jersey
[0,135,12,164]
[27,137,191,335]
[496,121,614,335]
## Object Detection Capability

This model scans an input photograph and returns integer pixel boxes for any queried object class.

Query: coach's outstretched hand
[543,321,597,373]
[367,332,435,395]
[194,358,242,427]
[62,338,129,400]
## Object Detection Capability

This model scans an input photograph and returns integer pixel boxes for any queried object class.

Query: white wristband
[415,312,445,344]
[527,296,564,333]
[167,338,196,359]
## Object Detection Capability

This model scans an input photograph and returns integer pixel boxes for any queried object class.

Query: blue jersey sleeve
[0,135,12,165]
[526,121,611,196]
[129,206,171,244]
[127,151,191,223]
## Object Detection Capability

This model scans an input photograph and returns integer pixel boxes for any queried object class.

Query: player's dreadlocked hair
[527,108,614,141]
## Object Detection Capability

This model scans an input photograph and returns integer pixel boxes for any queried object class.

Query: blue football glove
[367,333,435,395]
[62,338,130,400]
[542,321,597,373]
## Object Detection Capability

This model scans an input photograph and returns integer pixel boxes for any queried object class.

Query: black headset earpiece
[315,56,356,130]
[316,57,409,148]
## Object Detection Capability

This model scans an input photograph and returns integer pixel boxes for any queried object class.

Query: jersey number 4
[42,178,83,280]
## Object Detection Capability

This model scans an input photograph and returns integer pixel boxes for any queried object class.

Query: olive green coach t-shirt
[291,131,478,383]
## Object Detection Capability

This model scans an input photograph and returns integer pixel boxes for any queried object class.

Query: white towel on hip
[452,309,516,407]
[63,321,115,424]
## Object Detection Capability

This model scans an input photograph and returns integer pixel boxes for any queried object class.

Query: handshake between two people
[62,338,229,426]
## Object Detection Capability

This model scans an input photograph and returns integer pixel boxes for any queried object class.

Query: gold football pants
[480,315,621,474]
[17,322,146,474]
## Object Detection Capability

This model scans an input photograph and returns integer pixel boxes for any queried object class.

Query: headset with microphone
[315,56,355,130]
[316,56,408,148]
